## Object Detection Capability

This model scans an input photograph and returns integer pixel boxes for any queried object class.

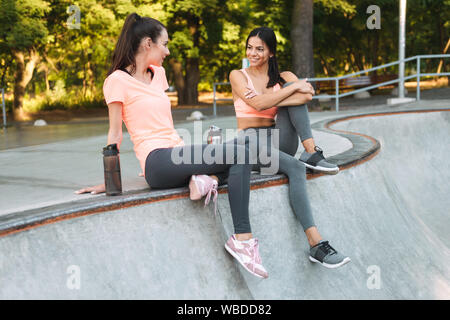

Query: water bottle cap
[209,125,222,132]
[103,143,119,156]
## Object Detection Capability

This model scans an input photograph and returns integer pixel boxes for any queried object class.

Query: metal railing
[212,54,450,114]
[212,82,234,117]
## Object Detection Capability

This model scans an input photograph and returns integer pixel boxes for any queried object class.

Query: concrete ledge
[2,108,446,237]
[387,97,416,105]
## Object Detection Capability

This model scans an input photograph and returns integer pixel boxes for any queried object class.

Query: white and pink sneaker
[189,175,219,213]
[225,235,269,279]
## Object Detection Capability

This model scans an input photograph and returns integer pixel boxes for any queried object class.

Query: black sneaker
[309,240,351,269]
[299,146,339,174]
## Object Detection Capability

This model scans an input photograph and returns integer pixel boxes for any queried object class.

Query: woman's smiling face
[246,36,272,67]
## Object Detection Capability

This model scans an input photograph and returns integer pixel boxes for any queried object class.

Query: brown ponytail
[107,13,165,76]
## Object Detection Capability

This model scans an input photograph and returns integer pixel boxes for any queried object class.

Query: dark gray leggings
[278,92,316,230]
[233,123,315,231]
[231,82,316,230]
[277,83,317,230]
[276,82,313,153]
[145,144,254,234]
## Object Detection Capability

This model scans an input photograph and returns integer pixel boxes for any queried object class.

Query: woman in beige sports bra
[228,27,350,269]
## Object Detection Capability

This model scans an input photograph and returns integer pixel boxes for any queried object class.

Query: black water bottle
[103,143,122,196]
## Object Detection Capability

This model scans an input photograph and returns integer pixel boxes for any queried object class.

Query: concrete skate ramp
[221,110,450,299]
[0,198,253,299]
[1,110,449,299]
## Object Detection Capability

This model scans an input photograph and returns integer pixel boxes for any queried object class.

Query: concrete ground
[0,95,449,299]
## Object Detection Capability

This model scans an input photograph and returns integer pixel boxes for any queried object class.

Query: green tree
[164,0,258,104]
[164,0,217,105]
[0,0,50,118]
[1,0,448,117]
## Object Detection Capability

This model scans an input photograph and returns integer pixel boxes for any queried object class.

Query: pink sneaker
[225,235,268,279]
[189,175,218,212]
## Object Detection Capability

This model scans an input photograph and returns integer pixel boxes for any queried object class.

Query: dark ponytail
[107,13,165,76]
[246,27,286,88]
[267,55,285,88]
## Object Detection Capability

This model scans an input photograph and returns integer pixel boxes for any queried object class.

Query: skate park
[0,98,449,299]
[1,0,450,301]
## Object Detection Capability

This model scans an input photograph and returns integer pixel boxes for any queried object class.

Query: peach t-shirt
[103,66,184,174]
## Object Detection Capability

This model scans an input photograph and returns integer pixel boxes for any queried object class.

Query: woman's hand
[244,86,258,99]
[294,79,315,95]
[74,183,106,195]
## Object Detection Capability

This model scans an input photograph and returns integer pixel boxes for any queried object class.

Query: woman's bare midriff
[237,117,275,130]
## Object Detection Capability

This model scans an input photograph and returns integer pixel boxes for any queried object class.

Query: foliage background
[0,0,448,114]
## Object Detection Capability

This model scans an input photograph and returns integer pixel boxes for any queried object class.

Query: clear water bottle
[207,125,222,144]
[103,143,122,196]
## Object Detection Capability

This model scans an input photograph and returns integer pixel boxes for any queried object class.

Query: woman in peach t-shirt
[75,14,269,279]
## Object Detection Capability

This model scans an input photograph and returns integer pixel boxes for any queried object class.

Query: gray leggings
[276,99,315,230]
[276,81,313,153]
[233,89,315,231]
[233,124,315,231]
[145,144,253,234]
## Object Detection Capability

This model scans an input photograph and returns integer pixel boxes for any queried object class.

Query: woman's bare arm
[276,90,313,106]
[107,102,123,149]
[229,69,309,111]
[75,102,123,194]
[276,71,314,107]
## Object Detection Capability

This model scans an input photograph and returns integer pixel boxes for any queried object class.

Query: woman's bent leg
[276,89,339,174]
[240,128,316,231]
[286,104,313,142]
[275,105,313,156]
[275,107,299,156]
[145,144,253,234]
